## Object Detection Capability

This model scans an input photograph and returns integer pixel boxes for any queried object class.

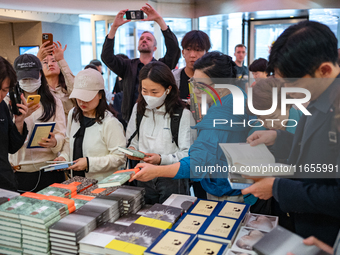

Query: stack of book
[0,196,36,255]
[62,176,98,193]
[49,213,97,255]
[229,213,278,254]
[20,192,76,255]
[49,195,122,254]
[108,185,145,215]
[78,222,128,255]
[162,194,197,213]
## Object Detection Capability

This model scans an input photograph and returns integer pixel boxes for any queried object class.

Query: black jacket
[0,101,28,191]
[272,76,340,246]
[101,27,180,122]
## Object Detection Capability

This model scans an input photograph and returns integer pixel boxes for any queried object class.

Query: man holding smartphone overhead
[101,3,181,123]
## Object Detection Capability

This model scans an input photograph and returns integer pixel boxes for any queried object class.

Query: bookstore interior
[1,1,340,255]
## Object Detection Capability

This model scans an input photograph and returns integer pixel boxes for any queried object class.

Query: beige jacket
[59,108,126,181]
[7,96,66,173]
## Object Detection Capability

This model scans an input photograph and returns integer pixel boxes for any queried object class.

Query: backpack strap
[170,107,184,147]
[126,111,144,148]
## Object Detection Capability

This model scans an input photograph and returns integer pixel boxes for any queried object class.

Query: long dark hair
[19,71,56,122]
[137,62,183,117]
[0,57,16,90]
[72,90,116,124]
[58,72,68,93]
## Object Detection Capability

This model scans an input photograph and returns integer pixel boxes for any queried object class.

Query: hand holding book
[38,132,57,148]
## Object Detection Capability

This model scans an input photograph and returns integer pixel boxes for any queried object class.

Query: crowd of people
[1,4,340,254]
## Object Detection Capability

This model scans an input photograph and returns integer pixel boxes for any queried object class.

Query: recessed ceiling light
[290,16,294,18]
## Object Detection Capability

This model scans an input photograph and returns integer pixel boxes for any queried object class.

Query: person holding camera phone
[0,56,32,191]
[38,40,76,120]
[6,54,66,193]
[101,3,181,124]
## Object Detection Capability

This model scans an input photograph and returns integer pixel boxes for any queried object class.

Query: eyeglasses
[188,77,214,89]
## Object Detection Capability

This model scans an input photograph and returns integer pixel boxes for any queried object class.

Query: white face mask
[143,89,169,109]
[19,77,41,93]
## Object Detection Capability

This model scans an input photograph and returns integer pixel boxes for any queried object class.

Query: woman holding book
[130,52,255,203]
[7,54,66,192]
[38,41,76,119]
[125,61,194,204]
[55,68,126,181]
[0,56,31,191]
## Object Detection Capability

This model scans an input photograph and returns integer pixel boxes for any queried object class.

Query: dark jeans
[15,169,65,193]
[137,178,190,204]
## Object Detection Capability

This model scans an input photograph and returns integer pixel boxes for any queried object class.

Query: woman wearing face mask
[55,68,126,180]
[38,41,76,119]
[130,52,255,204]
[7,54,66,193]
[125,61,194,204]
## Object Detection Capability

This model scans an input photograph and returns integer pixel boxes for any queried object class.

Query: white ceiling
[1,0,340,23]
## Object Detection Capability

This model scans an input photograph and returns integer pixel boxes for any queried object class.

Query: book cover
[217,201,250,220]
[97,172,132,188]
[162,194,197,213]
[253,225,330,255]
[62,176,98,193]
[115,214,141,226]
[118,146,146,159]
[41,162,74,172]
[136,204,153,216]
[105,239,146,255]
[18,199,67,224]
[78,222,127,252]
[27,122,55,149]
[0,196,37,219]
[115,223,164,248]
[144,203,182,224]
[120,185,145,195]
[21,192,75,212]
[134,216,172,230]
[145,229,195,255]
[79,185,117,196]
[70,198,89,209]
[37,185,73,198]
[174,214,207,234]
[183,238,229,255]
[244,213,278,233]
[231,226,266,254]
[187,199,222,216]
[199,216,239,244]
[49,213,97,238]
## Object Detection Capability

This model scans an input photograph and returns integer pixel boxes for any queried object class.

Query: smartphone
[125,10,144,20]
[42,33,53,47]
[27,95,41,106]
[8,84,22,116]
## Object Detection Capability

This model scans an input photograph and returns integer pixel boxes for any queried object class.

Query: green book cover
[71,198,89,209]
[98,172,131,188]
[0,196,37,219]
[37,186,71,198]
[18,199,67,224]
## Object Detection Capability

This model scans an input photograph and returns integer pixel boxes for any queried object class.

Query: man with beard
[101,3,180,123]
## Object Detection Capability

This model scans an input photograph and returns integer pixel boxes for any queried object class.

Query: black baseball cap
[14,54,42,80]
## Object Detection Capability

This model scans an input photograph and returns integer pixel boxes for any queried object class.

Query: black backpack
[127,107,184,148]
